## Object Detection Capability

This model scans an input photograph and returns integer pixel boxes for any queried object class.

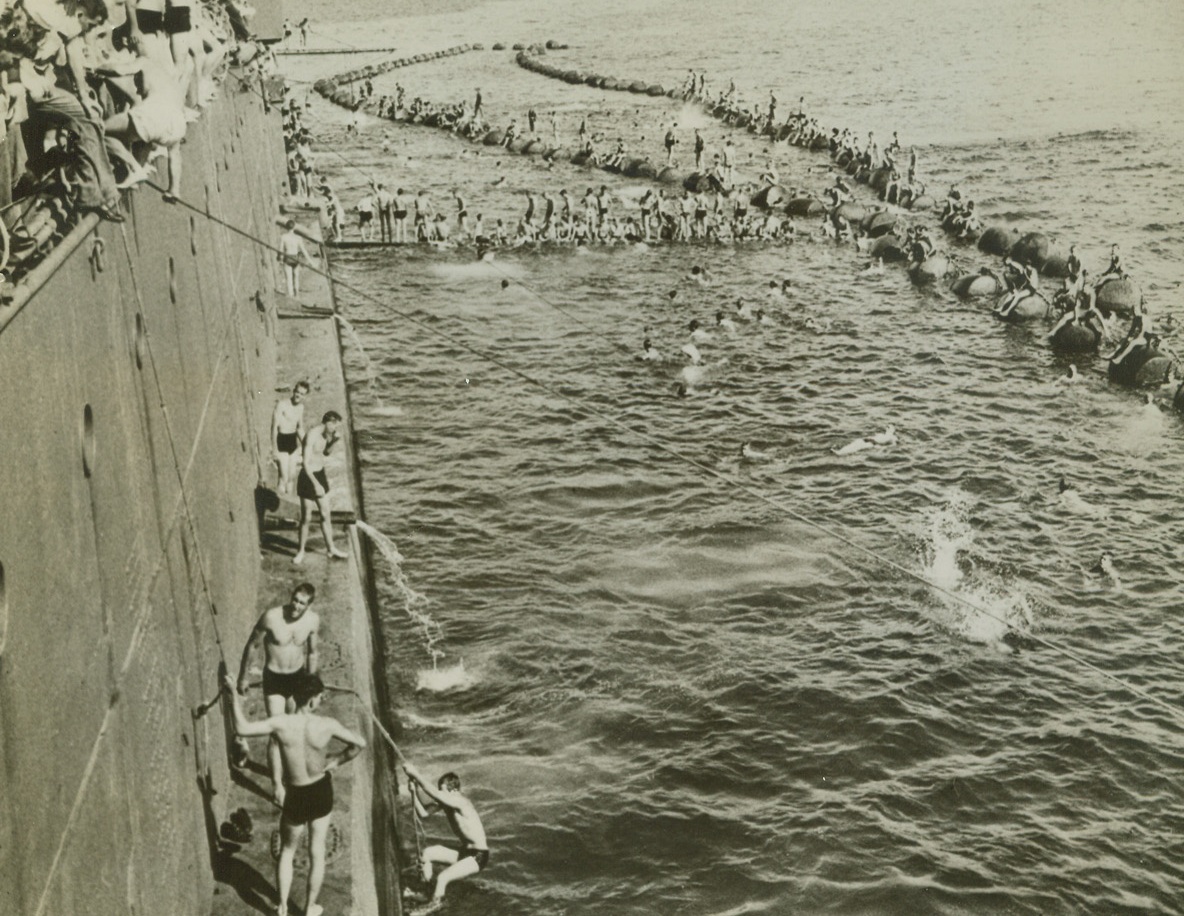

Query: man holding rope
[404,762,489,911]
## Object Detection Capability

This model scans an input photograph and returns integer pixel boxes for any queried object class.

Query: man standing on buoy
[722,138,736,188]
[664,123,678,165]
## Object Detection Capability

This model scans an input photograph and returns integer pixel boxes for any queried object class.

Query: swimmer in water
[688,319,711,343]
[1057,476,1107,518]
[641,337,661,361]
[715,310,737,333]
[739,441,768,462]
[735,298,755,320]
[832,425,897,455]
[1090,551,1120,587]
[1054,363,1082,385]
[755,308,773,326]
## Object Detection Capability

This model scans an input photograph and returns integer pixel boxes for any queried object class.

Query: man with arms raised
[236,583,321,804]
[404,762,489,911]
[225,670,366,916]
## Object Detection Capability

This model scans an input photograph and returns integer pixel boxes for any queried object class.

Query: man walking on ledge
[236,582,321,803]
[404,762,490,911]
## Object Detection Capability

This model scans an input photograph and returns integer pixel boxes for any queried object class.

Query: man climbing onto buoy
[404,762,490,912]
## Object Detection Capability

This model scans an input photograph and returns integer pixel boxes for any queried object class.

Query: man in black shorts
[294,411,349,564]
[271,381,308,494]
[226,671,366,916]
[405,762,490,911]
[236,582,321,803]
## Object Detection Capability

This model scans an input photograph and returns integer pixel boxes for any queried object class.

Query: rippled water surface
[285,1,1184,912]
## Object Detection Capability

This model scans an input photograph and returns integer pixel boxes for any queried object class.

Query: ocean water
[284,1,1184,912]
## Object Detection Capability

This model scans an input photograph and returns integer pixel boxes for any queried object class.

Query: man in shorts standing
[235,583,322,804]
[294,411,350,564]
[226,670,366,916]
[271,381,308,494]
[278,219,314,296]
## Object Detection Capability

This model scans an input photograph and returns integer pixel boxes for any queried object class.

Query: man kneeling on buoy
[404,762,489,911]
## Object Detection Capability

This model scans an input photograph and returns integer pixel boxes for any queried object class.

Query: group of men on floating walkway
[317,60,1178,404]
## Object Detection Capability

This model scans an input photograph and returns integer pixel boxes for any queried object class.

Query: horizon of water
[285,1,1184,912]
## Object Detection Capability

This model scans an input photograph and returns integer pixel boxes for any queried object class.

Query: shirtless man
[374,182,394,243]
[294,411,350,564]
[278,219,315,296]
[1096,243,1126,286]
[271,381,308,494]
[393,188,410,244]
[664,124,678,165]
[226,670,365,916]
[236,582,321,802]
[405,762,489,910]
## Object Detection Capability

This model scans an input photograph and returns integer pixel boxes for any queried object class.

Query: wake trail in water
[917,493,1035,645]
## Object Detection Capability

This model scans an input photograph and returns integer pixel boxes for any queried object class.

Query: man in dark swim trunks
[271,380,308,494]
[226,671,365,916]
[405,762,489,910]
[236,582,321,803]
[294,411,350,564]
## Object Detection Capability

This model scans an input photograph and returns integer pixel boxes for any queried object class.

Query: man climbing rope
[404,762,489,912]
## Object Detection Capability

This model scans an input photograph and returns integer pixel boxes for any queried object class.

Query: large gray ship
[0,8,404,914]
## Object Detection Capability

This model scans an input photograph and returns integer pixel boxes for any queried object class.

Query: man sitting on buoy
[1107,311,1153,369]
[1047,279,1104,341]
[949,200,981,238]
[1094,243,1128,287]
[995,257,1041,318]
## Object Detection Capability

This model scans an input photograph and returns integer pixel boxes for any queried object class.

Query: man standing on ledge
[225,671,366,916]
[278,219,315,297]
[271,380,308,495]
[404,762,490,911]
[236,582,322,804]
[294,410,350,564]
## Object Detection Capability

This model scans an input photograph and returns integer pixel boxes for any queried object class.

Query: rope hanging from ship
[150,181,1184,729]
[325,683,430,865]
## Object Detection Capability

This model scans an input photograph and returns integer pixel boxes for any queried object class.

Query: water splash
[355,519,442,657]
[333,313,378,389]
[416,655,474,693]
[917,494,1034,645]
[428,259,526,283]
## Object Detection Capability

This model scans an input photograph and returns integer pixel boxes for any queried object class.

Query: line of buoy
[278,46,401,55]
[313,43,480,98]
[309,41,1173,402]
[511,47,1145,320]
